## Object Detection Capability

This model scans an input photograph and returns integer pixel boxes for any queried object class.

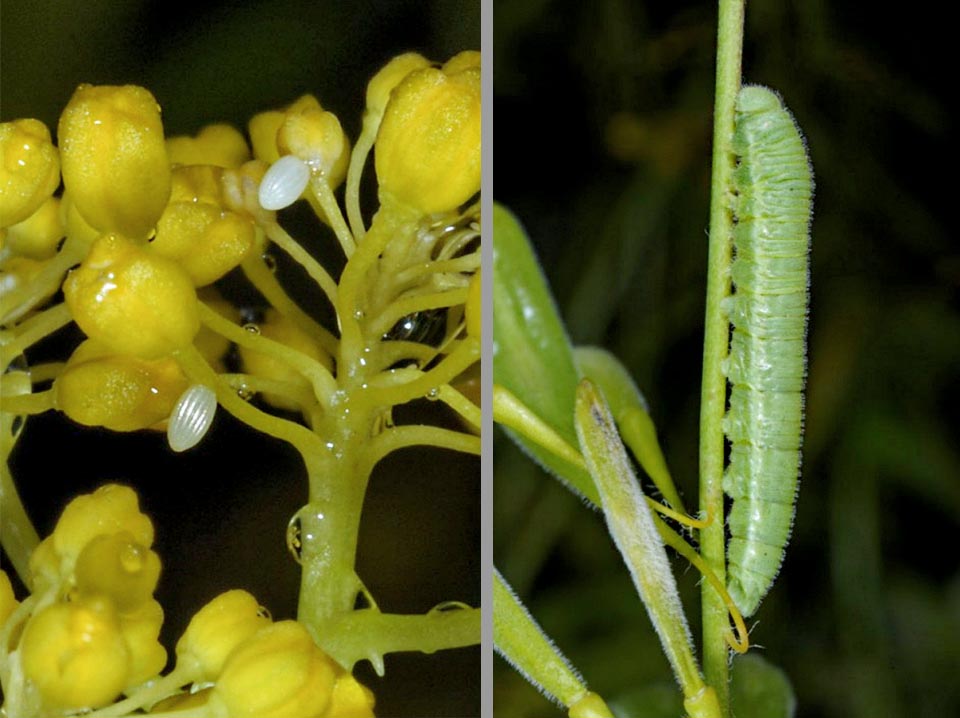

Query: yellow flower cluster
[12,484,165,710]
[0,486,374,718]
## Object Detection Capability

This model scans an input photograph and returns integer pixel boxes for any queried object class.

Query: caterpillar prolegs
[723,85,813,617]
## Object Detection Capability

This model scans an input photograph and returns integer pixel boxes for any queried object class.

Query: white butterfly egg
[167,384,218,453]
[258,155,311,211]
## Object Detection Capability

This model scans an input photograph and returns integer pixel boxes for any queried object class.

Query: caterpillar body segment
[723,85,813,617]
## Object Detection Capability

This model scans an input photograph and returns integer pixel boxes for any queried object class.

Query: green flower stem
[0,241,83,324]
[175,344,326,461]
[0,457,40,586]
[0,390,54,415]
[85,664,196,717]
[574,380,709,709]
[317,605,480,674]
[362,425,480,478]
[360,337,480,408]
[367,286,469,338]
[240,252,339,357]
[371,341,436,371]
[437,384,481,430]
[0,303,72,372]
[345,122,377,241]
[492,384,587,470]
[393,253,481,285]
[263,219,340,307]
[308,175,356,257]
[197,302,337,407]
[700,0,745,710]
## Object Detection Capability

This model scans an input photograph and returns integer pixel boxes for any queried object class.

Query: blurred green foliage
[494,1,959,716]
[1,2,479,715]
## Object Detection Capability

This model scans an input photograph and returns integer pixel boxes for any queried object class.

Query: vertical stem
[296,405,373,638]
[699,0,744,711]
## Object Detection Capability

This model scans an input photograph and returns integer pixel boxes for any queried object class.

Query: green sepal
[493,203,597,503]
[573,346,684,513]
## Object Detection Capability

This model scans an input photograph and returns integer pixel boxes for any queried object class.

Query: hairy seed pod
[723,85,813,617]
[167,384,217,452]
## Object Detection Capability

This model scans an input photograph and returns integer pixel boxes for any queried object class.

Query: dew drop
[425,387,440,401]
[286,506,325,564]
[428,600,471,615]
[119,543,145,573]
[242,323,261,335]
[236,384,255,401]
[286,514,303,565]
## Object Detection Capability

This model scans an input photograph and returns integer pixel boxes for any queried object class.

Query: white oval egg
[258,155,311,211]
[167,384,218,452]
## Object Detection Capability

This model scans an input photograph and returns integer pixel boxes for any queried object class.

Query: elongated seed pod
[167,384,217,452]
[723,85,813,617]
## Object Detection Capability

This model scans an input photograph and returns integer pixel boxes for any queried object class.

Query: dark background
[493,1,959,717]
[1,1,480,716]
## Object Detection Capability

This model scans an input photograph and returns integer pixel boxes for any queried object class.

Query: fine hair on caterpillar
[723,84,813,618]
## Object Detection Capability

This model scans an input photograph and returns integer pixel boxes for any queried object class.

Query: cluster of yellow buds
[2,46,480,718]
[2,484,165,711]
[170,592,373,718]
[0,485,374,718]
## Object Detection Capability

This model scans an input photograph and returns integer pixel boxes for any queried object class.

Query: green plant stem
[317,605,480,674]
[0,458,40,586]
[700,0,745,711]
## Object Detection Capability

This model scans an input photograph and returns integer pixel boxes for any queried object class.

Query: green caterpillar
[723,85,813,617]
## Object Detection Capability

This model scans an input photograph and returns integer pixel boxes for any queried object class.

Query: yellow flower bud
[152,175,256,286]
[119,598,167,687]
[238,308,333,411]
[466,269,482,338]
[61,190,102,252]
[0,569,17,627]
[169,163,226,204]
[222,159,271,218]
[278,102,350,187]
[365,53,431,122]
[175,589,271,681]
[375,56,481,215]
[249,110,286,164]
[64,232,200,358]
[58,84,171,238]
[212,620,337,718]
[55,341,190,431]
[28,535,61,592]
[167,123,250,168]
[327,673,376,718]
[442,50,481,75]
[2,195,64,260]
[20,595,131,710]
[74,531,161,611]
[53,484,155,567]
[0,118,60,228]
